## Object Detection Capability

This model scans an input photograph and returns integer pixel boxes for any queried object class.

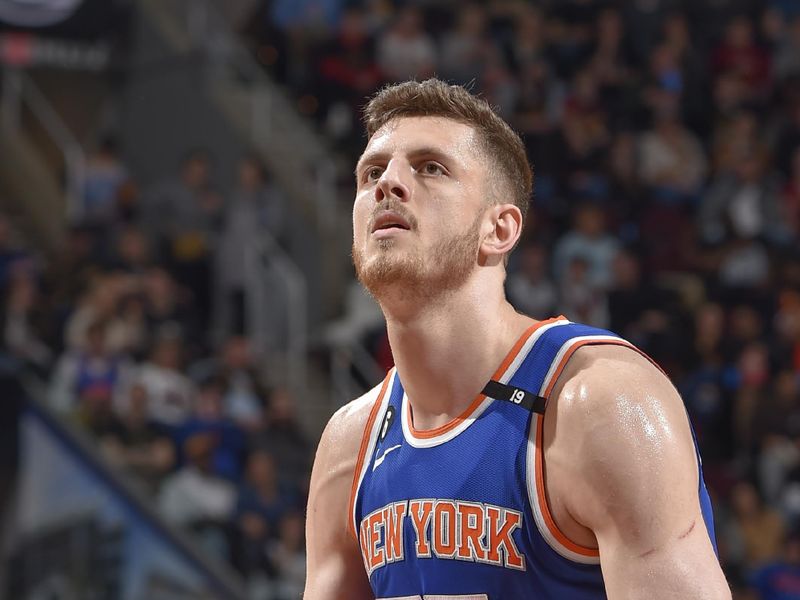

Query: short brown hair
[363,79,532,222]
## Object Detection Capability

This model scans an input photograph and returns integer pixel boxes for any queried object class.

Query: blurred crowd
[0,143,306,597]
[3,0,800,597]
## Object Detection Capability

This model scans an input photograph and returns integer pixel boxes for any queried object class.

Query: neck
[379,272,535,431]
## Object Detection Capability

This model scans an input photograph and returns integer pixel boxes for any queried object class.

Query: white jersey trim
[527,335,623,565]
[351,369,397,537]
[401,319,571,449]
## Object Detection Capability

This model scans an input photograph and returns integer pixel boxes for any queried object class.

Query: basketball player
[304,79,730,599]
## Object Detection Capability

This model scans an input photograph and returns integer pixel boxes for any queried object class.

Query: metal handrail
[245,232,308,392]
[330,340,385,408]
[1,69,85,222]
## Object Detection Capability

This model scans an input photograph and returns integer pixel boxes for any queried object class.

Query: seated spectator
[268,510,306,600]
[638,96,708,205]
[723,480,786,571]
[552,203,619,288]
[606,249,671,349]
[711,15,772,104]
[376,6,436,82]
[49,318,133,418]
[158,432,236,559]
[64,271,142,354]
[506,243,557,319]
[176,377,246,482]
[231,450,297,576]
[317,7,382,109]
[558,256,609,329]
[134,328,195,428]
[190,335,267,431]
[439,3,493,85]
[142,267,199,348]
[749,531,800,599]
[250,388,311,496]
[774,14,800,82]
[700,150,785,245]
[108,225,153,275]
[100,382,175,493]
[717,237,771,290]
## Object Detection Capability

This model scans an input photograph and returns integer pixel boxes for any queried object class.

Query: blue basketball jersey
[350,317,718,599]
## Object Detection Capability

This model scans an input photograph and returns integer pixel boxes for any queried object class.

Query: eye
[419,161,446,177]
[365,166,383,182]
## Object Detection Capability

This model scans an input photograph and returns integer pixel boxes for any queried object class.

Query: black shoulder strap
[481,380,547,414]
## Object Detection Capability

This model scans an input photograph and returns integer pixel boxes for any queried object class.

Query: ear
[479,203,523,264]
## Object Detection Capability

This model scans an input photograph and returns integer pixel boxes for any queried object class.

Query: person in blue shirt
[304,78,730,599]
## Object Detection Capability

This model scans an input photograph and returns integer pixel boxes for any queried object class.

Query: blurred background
[0,0,799,598]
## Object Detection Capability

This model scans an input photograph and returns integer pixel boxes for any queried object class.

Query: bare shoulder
[547,343,698,542]
[545,344,731,597]
[549,343,689,447]
[305,381,385,600]
[317,383,382,463]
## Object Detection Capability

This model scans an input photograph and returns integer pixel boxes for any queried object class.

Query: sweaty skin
[304,115,730,599]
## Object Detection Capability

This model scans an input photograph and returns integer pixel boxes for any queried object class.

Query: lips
[371,210,411,233]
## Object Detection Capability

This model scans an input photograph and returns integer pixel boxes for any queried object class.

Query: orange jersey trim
[533,337,668,558]
[534,415,601,558]
[348,372,393,541]
[405,316,567,440]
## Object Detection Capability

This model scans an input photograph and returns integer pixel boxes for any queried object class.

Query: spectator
[774,14,800,82]
[176,376,246,481]
[749,531,800,599]
[439,3,493,85]
[700,149,785,245]
[142,150,223,323]
[216,156,285,337]
[552,203,620,288]
[79,136,129,227]
[100,382,175,493]
[723,480,785,570]
[638,95,708,205]
[64,272,141,354]
[268,510,306,600]
[606,249,672,353]
[232,450,297,575]
[506,243,558,319]
[250,387,311,495]
[376,6,436,82]
[134,328,195,428]
[711,15,772,103]
[190,335,268,430]
[142,267,199,349]
[49,318,133,418]
[159,432,236,559]
[558,256,609,329]
[109,225,153,275]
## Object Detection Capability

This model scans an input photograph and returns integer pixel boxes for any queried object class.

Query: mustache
[368,202,418,231]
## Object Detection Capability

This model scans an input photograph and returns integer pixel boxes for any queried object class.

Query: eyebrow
[354,146,458,177]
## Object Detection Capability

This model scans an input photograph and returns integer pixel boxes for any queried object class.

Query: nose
[375,159,411,203]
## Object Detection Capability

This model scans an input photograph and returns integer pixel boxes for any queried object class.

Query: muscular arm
[549,345,730,600]
[305,394,375,600]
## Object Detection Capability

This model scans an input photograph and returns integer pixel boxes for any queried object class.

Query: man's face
[352,116,491,302]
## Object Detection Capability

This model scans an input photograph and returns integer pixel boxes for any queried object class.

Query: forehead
[361,116,482,161]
